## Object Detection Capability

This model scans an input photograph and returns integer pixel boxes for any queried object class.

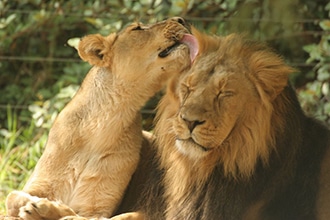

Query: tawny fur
[5,18,193,220]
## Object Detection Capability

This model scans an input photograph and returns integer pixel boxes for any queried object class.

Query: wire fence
[0,9,328,112]
[3,9,328,23]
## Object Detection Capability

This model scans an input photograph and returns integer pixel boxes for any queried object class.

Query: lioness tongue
[180,34,199,63]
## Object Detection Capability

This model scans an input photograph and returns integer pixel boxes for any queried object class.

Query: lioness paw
[2,216,21,220]
[19,201,44,220]
[19,199,76,220]
[110,212,144,220]
[60,216,90,220]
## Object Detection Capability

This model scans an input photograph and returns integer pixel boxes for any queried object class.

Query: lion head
[155,29,296,183]
[77,17,199,95]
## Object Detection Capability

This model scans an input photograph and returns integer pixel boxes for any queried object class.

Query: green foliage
[300,10,330,123]
[0,105,46,212]
[0,0,329,215]
[0,84,79,212]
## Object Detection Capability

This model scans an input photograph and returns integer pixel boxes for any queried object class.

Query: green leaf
[303,44,323,62]
[67,38,80,50]
[322,82,329,96]
[317,65,330,81]
[324,102,330,116]
[320,20,330,31]
[0,13,17,29]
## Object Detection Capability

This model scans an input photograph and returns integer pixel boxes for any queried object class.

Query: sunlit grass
[0,86,77,215]
[0,106,47,214]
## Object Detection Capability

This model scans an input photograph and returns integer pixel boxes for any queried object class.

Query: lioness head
[156,31,295,179]
[78,17,198,93]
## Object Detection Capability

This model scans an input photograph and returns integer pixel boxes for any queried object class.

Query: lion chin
[175,138,213,159]
[113,26,330,220]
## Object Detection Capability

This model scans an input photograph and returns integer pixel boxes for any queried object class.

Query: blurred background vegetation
[0,0,329,213]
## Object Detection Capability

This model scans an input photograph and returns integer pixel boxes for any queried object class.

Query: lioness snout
[169,17,190,32]
[171,17,186,25]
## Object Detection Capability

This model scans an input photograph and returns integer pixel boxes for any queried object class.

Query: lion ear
[251,51,296,100]
[78,33,116,67]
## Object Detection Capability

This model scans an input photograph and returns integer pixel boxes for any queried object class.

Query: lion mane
[117,28,330,220]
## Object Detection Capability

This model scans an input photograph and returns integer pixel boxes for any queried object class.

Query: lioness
[112,27,330,219]
[5,17,199,220]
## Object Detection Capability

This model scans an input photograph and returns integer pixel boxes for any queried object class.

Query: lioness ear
[78,33,116,67]
[250,51,296,100]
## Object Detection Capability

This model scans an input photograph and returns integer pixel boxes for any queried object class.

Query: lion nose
[180,114,205,133]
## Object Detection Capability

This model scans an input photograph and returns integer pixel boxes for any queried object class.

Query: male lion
[112,28,330,219]
[5,17,199,220]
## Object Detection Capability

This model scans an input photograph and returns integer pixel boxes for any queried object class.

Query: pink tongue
[180,34,199,63]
